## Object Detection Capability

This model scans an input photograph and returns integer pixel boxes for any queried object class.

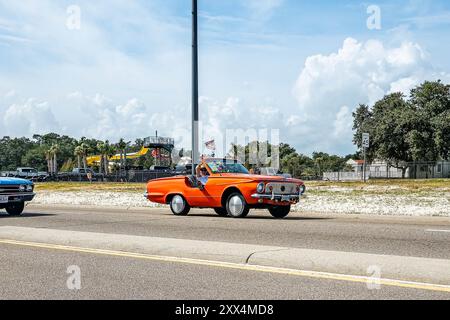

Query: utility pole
[363,148,367,182]
[192,0,199,175]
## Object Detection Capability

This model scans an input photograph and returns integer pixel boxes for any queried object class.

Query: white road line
[426,229,450,234]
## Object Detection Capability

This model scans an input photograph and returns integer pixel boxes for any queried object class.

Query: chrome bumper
[251,193,301,202]
[0,193,36,204]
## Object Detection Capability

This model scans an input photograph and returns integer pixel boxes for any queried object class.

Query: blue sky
[0,0,449,156]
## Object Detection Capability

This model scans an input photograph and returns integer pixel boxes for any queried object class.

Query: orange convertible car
[145,158,306,219]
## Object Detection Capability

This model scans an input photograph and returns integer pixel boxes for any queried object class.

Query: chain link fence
[323,161,450,181]
[42,170,176,183]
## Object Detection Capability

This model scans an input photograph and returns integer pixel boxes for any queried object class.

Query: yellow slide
[86,147,149,166]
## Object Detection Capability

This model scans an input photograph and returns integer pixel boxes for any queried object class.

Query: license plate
[0,195,9,203]
[281,195,290,202]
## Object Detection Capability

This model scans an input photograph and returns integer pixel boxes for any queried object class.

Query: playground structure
[143,135,175,166]
[86,135,175,168]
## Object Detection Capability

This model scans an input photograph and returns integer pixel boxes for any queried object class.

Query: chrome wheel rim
[171,195,185,214]
[229,195,244,217]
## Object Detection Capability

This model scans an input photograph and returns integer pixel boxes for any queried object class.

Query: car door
[183,175,223,208]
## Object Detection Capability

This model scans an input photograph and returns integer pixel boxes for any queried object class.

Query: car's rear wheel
[214,208,228,217]
[6,202,25,216]
[226,193,249,218]
[269,205,291,219]
[169,195,190,216]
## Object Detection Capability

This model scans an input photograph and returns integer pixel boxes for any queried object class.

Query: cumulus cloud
[0,91,276,153]
[0,98,60,136]
[292,37,450,154]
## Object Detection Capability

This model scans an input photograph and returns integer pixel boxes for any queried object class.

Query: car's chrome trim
[251,193,300,201]
[0,192,36,197]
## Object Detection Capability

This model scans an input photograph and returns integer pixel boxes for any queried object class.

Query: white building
[324,159,450,181]
[346,159,407,179]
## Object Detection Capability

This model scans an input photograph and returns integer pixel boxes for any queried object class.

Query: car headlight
[19,185,26,192]
[26,185,33,192]
[256,182,265,194]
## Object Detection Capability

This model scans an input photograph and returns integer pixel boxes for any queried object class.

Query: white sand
[33,187,450,217]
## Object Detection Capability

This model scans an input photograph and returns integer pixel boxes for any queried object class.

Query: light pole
[192,0,199,175]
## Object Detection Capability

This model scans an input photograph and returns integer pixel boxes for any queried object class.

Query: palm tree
[50,144,60,174]
[80,143,89,171]
[117,138,127,173]
[44,148,52,174]
[97,142,106,174]
[105,141,116,175]
[74,146,83,170]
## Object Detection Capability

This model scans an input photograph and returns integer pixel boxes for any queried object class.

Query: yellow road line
[1,238,449,294]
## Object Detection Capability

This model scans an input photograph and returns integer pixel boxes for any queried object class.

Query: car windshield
[206,160,249,174]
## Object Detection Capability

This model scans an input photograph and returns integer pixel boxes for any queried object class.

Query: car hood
[216,173,303,184]
[149,174,304,184]
[0,177,33,185]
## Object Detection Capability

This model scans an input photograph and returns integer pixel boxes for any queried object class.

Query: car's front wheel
[269,205,291,219]
[169,195,190,216]
[6,202,25,216]
[226,193,249,218]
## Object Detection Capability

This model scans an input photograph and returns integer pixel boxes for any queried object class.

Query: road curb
[0,226,449,287]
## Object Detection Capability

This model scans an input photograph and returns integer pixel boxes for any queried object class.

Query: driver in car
[196,164,209,189]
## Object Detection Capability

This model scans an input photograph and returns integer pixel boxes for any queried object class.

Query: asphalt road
[0,204,449,300]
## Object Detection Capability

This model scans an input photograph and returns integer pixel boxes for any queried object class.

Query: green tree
[352,81,450,177]
[74,146,84,170]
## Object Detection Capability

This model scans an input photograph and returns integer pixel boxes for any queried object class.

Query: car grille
[0,185,21,194]
[265,182,298,195]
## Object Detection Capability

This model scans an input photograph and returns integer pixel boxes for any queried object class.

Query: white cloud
[333,106,353,138]
[244,0,284,19]
[292,37,450,154]
[1,98,60,136]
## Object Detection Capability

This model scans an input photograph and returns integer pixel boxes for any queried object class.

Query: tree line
[0,131,355,178]
[353,80,450,177]
[228,142,357,179]
[0,134,155,174]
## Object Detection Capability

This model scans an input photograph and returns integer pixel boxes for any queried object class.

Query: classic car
[0,177,36,216]
[145,158,306,219]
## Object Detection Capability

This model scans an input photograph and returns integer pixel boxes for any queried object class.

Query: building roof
[347,159,365,165]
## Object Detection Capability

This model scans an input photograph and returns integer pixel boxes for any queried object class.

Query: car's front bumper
[0,193,36,205]
[251,193,301,202]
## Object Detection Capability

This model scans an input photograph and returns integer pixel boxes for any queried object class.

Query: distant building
[324,159,450,181]
[346,159,406,178]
